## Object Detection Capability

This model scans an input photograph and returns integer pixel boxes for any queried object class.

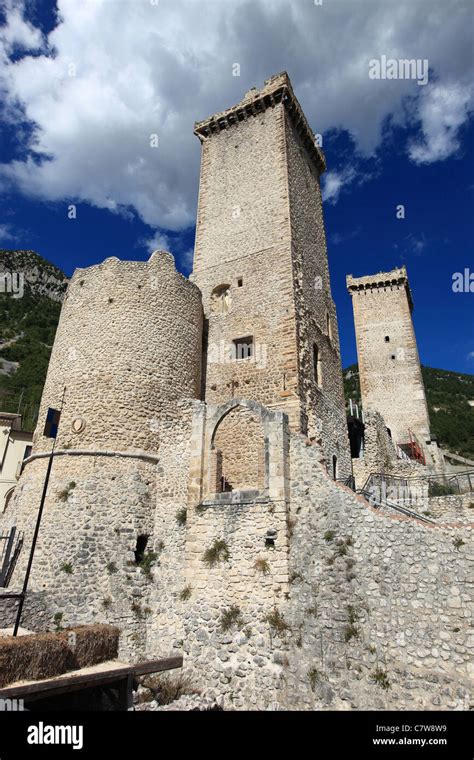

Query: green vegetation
[60,562,73,574]
[139,550,158,579]
[344,623,359,642]
[428,481,456,497]
[344,364,474,461]
[58,482,76,502]
[202,539,230,568]
[175,507,187,526]
[308,667,319,691]
[254,558,270,574]
[264,608,290,635]
[347,605,359,625]
[179,585,192,601]
[370,667,391,690]
[0,250,67,432]
[220,605,243,632]
[53,612,63,631]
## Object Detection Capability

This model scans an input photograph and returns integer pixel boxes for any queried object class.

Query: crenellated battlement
[194,71,326,174]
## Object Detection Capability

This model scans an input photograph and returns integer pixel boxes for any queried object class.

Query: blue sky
[0,0,473,373]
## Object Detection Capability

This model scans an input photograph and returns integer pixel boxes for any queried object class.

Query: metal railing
[0,527,23,588]
[362,470,474,498]
[336,473,356,491]
[357,488,435,524]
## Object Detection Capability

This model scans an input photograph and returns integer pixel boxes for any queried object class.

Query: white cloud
[0,1,43,54]
[181,248,194,271]
[329,228,361,246]
[0,223,15,243]
[405,233,428,256]
[468,352,474,361]
[408,83,472,164]
[322,168,357,204]
[0,0,472,230]
[141,231,171,255]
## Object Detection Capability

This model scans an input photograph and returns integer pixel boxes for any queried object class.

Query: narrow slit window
[313,343,322,386]
[326,312,332,339]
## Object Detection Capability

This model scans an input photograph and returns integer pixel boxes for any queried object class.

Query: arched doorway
[211,404,266,493]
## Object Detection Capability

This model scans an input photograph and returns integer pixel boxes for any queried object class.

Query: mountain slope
[0,250,67,431]
[343,364,474,461]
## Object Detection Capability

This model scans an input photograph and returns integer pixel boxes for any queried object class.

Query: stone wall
[191,72,351,476]
[347,268,432,449]
[284,107,351,474]
[281,436,472,710]
[32,251,202,453]
[0,252,203,662]
[352,410,426,490]
[425,493,474,523]
[0,454,158,660]
[212,405,266,492]
[177,400,292,709]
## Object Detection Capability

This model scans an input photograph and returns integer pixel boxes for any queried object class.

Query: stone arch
[211,284,231,314]
[210,400,267,493]
[2,487,15,513]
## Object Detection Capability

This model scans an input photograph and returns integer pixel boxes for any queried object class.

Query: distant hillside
[343,364,474,461]
[0,250,67,431]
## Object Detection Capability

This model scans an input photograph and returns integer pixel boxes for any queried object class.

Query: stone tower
[346,266,431,452]
[2,253,203,658]
[191,72,350,475]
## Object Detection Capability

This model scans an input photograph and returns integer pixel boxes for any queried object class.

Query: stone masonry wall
[347,268,432,448]
[352,410,426,490]
[281,436,472,710]
[33,251,202,453]
[0,252,203,662]
[1,455,157,661]
[192,99,301,429]
[284,108,351,474]
[192,72,351,474]
[212,405,266,492]
[426,493,474,524]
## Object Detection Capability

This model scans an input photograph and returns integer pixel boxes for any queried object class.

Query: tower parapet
[347,266,414,311]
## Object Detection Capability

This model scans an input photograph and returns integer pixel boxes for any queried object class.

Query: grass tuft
[202,539,230,568]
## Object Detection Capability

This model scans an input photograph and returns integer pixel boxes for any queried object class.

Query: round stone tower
[1,252,203,660]
[35,250,203,452]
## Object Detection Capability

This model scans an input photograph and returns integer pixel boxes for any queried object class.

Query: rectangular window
[233,336,253,360]
[237,277,243,287]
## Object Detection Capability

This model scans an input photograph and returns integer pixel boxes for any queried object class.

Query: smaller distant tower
[347,266,432,456]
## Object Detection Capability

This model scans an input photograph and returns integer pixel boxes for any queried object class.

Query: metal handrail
[357,489,436,524]
[362,470,474,496]
[336,473,356,491]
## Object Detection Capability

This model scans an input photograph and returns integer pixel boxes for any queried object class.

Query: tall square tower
[191,72,350,474]
[347,266,432,450]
